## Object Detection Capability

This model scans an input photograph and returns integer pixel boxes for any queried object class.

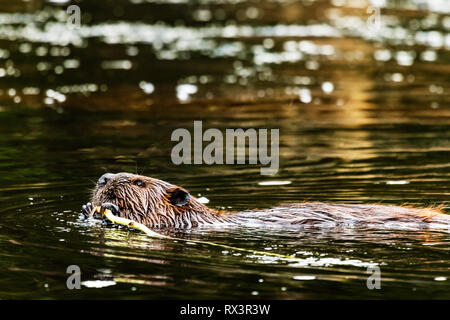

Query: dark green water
[0,0,449,299]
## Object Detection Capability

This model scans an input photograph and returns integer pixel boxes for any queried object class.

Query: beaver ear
[167,187,190,207]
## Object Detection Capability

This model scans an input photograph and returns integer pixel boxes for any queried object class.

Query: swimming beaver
[82,172,450,231]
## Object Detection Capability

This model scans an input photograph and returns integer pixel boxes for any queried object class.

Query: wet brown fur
[92,173,450,230]
[92,173,229,229]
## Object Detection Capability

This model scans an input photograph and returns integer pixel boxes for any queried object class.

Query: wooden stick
[94,206,299,261]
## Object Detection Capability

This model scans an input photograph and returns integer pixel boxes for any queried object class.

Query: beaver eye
[133,180,145,188]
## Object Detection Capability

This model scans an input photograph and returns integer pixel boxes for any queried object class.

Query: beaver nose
[98,173,115,186]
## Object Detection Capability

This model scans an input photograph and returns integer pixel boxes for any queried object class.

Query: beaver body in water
[83,172,450,231]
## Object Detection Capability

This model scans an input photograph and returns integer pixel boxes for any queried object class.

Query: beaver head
[91,172,226,229]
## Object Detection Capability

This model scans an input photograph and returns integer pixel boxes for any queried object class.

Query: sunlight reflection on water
[0,0,449,299]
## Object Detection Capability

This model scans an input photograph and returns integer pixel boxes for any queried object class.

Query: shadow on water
[0,0,449,299]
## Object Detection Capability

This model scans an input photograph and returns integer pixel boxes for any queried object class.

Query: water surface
[0,0,449,299]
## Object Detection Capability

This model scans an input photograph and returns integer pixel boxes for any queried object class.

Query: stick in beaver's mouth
[82,202,168,238]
